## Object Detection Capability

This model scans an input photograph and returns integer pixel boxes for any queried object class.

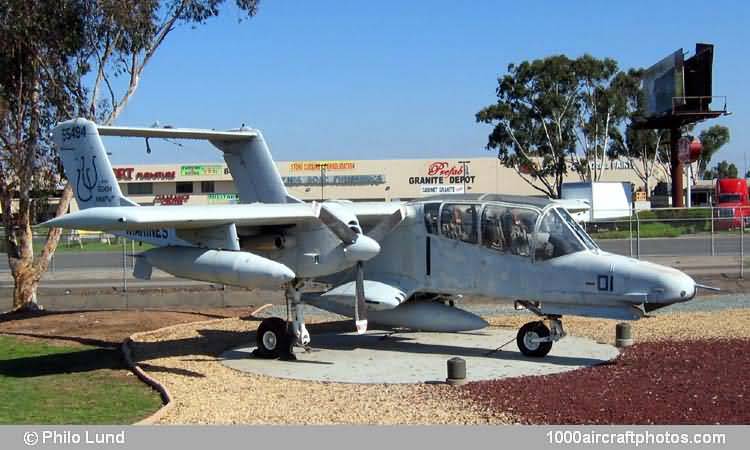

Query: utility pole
[458,160,471,193]
[317,163,328,201]
[670,128,685,208]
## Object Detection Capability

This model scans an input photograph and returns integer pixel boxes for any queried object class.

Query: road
[0,235,744,273]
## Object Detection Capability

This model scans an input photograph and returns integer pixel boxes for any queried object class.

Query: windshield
[718,193,742,203]
[534,209,585,260]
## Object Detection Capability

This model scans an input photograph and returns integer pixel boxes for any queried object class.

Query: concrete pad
[221,328,619,384]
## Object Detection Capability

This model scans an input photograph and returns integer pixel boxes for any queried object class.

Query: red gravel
[463,339,749,424]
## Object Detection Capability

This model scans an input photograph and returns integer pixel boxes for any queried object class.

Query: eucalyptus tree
[1,0,260,311]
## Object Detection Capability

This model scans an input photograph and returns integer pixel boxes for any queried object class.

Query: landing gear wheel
[517,321,553,357]
[255,317,293,359]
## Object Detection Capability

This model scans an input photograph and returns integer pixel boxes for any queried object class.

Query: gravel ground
[487,308,750,345]
[464,339,750,424]
[128,307,750,425]
[130,317,512,424]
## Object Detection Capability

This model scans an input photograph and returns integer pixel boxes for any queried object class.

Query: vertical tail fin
[212,133,298,204]
[53,118,132,209]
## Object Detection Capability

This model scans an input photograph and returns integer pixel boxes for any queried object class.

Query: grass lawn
[0,335,162,424]
[591,222,688,239]
[0,240,154,255]
[50,241,154,253]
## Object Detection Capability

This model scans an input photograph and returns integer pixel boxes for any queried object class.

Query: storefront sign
[409,161,475,185]
[154,194,189,205]
[289,161,356,171]
[282,174,385,186]
[420,185,465,194]
[113,167,175,181]
[180,165,223,177]
[208,193,240,204]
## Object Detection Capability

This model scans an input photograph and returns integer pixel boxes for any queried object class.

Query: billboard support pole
[670,127,685,208]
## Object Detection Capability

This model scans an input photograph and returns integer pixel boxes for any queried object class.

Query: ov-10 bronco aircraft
[44,118,704,359]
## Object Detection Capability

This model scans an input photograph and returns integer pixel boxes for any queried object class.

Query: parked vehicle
[714,178,750,229]
[561,182,633,224]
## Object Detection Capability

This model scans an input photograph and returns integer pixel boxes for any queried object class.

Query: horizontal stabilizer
[97,125,258,141]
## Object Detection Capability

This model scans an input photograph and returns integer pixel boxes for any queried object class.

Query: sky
[106,0,750,172]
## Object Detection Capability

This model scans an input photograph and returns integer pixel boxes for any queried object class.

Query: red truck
[715,178,750,229]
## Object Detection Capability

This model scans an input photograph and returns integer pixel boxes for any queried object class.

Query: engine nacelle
[141,246,294,289]
[241,234,296,251]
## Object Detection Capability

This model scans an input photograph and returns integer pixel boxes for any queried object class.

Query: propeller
[315,202,407,334]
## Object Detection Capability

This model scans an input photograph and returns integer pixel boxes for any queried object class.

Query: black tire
[516,321,553,357]
[255,317,289,359]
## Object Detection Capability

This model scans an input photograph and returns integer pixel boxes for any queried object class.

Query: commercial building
[85,156,662,210]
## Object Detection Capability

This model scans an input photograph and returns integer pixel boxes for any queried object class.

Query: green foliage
[704,160,739,180]
[697,125,731,175]
[0,336,161,424]
[592,222,686,239]
[477,54,640,198]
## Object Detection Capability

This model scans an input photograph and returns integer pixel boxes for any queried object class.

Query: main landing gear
[514,301,566,357]
[254,281,310,360]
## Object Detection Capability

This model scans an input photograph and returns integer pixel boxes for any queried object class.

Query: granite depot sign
[408,161,476,186]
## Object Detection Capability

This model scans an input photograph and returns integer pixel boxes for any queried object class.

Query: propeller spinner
[315,202,406,334]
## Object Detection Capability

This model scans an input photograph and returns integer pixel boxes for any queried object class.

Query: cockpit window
[423,203,440,234]
[440,204,478,243]
[481,206,538,257]
[481,205,508,252]
[534,208,587,260]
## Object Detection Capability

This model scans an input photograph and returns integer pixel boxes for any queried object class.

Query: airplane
[43,118,704,360]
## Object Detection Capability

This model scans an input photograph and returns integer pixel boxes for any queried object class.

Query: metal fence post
[710,207,715,256]
[629,208,633,257]
[122,237,127,292]
[636,211,641,259]
[741,221,745,279]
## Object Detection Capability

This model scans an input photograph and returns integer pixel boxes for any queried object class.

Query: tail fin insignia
[53,118,126,209]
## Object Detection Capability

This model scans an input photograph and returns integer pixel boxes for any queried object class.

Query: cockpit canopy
[421,199,598,260]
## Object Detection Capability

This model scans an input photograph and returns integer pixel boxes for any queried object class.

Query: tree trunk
[9,183,74,311]
[9,220,39,311]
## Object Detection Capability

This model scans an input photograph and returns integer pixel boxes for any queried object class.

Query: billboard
[641,49,684,117]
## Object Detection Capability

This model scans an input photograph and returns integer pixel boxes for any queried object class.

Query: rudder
[53,118,131,209]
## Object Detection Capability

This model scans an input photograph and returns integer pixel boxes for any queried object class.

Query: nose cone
[655,270,696,303]
[344,235,381,262]
[623,257,696,304]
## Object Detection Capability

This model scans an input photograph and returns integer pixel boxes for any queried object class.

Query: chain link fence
[583,206,747,277]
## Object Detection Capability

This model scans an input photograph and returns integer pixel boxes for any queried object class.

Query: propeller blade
[316,203,358,244]
[367,206,406,243]
[354,261,368,334]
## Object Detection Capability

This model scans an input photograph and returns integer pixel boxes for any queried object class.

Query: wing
[39,201,407,232]
[347,201,406,223]
[40,203,319,231]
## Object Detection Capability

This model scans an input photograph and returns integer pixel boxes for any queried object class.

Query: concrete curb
[122,304,271,425]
